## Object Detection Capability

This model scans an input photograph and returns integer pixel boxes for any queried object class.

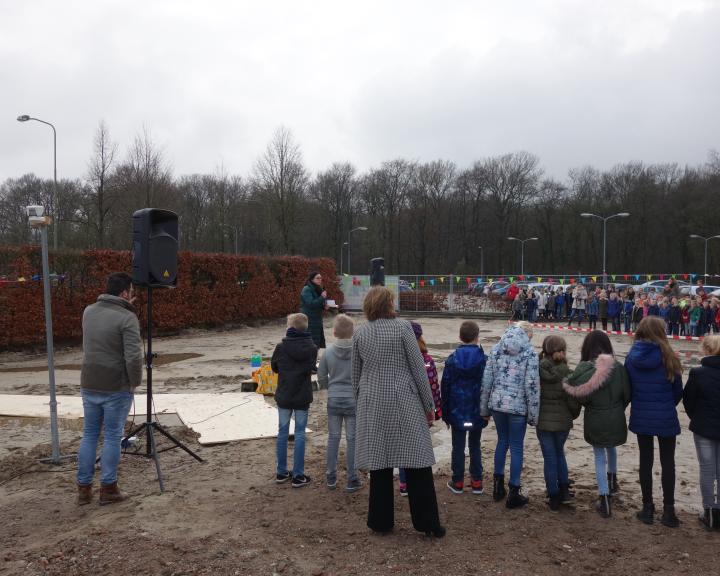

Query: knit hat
[410,321,423,339]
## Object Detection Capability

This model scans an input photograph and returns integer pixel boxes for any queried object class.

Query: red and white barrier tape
[525,322,705,341]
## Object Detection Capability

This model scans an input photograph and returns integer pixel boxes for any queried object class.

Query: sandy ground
[0,317,717,576]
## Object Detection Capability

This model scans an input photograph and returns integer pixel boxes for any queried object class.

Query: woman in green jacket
[300,271,328,348]
[564,331,631,518]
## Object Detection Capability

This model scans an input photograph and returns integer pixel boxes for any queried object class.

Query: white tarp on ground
[0,392,299,445]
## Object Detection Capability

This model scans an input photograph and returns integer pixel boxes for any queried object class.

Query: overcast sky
[1,0,718,183]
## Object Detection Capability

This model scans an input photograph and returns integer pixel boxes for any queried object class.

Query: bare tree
[86,121,118,247]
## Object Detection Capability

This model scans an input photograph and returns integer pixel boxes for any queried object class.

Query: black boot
[506,484,529,509]
[661,505,680,528]
[548,493,561,512]
[713,509,720,530]
[636,502,655,525]
[607,472,619,494]
[596,494,611,518]
[699,508,714,531]
[492,474,506,502]
[558,482,574,504]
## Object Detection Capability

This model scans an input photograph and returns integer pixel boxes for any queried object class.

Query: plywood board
[0,392,304,445]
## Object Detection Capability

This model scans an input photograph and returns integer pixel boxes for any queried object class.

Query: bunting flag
[466,277,472,284]
[509,276,514,282]
[439,277,445,283]
[476,277,482,284]
[634,275,640,281]
[624,275,629,280]
[691,274,697,281]
[647,274,652,281]
[411,282,416,288]
[420,280,425,287]
[519,275,525,281]
[488,278,493,283]
[611,275,616,281]
[591,276,597,282]
[548,278,554,283]
[537,277,542,282]
[581,277,587,284]
[683,274,689,280]
[456,276,461,284]
[430,279,436,286]
[570,278,576,284]
[660,274,665,280]
[498,277,505,282]
[671,274,676,279]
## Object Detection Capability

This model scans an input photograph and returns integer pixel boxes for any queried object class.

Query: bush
[0,246,341,348]
[399,290,448,312]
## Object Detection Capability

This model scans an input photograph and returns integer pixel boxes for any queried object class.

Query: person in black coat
[271,313,318,488]
[683,335,720,530]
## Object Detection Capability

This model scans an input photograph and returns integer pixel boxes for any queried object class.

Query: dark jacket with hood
[300,283,326,348]
[441,344,488,430]
[625,341,683,437]
[564,354,631,447]
[271,328,318,410]
[683,355,720,441]
[538,358,580,432]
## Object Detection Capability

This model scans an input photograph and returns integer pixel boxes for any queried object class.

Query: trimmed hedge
[0,246,341,348]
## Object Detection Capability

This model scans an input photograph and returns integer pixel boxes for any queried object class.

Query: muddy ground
[0,317,717,575]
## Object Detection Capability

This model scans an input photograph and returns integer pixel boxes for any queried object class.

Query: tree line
[2,124,719,277]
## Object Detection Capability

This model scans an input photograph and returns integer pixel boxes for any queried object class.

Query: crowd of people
[510,278,720,337]
[271,285,720,538]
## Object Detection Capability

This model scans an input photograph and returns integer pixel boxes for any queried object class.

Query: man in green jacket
[77,272,143,506]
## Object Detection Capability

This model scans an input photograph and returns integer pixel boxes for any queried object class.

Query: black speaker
[370,257,385,286]
[132,208,178,287]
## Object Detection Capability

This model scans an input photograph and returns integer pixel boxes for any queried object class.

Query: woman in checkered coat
[352,287,445,537]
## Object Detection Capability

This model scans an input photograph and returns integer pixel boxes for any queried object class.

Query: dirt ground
[1,317,718,576]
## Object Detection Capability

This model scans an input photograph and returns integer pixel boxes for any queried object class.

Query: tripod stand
[123,287,203,492]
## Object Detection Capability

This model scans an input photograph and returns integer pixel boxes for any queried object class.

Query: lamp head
[17,115,30,122]
[580,213,594,218]
[358,226,368,231]
[507,236,518,241]
[689,234,702,239]
[617,212,630,218]
[529,237,539,241]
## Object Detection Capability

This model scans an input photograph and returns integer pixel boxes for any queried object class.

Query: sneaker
[471,479,484,495]
[399,482,408,496]
[345,479,363,493]
[276,472,292,484]
[291,474,311,488]
[447,480,464,494]
[326,475,337,490]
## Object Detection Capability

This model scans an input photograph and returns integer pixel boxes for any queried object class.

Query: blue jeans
[492,411,527,486]
[568,309,585,324]
[536,430,569,496]
[624,316,632,332]
[77,390,134,486]
[593,446,617,496]
[451,426,483,482]
[277,407,308,477]
[326,398,357,483]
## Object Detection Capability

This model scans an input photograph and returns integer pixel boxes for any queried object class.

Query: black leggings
[368,467,441,533]
[637,434,676,506]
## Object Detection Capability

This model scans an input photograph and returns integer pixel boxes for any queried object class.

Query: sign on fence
[339,275,399,311]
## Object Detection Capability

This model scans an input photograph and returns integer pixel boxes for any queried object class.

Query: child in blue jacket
[441,320,488,495]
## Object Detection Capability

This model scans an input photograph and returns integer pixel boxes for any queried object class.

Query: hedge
[0,246,342,348]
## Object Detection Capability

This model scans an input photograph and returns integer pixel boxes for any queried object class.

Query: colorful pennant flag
[611,275,616,281]
[420,280,425,287]
[591,276,597,282]
[411,282,415,288]
[439,277,445,283]
[430,279,436,286]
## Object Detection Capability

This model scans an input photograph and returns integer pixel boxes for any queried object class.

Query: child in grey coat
[318,314,361,492]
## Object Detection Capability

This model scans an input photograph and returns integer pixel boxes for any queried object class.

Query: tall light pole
[689,234,720,279]
[18,115,58,250]
[478,245,484,278]
[340,241,348,275]
[347,226,368,275]
[580,212,630,287]
[507,237,538,277]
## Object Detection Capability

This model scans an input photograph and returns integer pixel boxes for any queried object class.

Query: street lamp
[347,226,368,275]
[689,234,720,279]
[18,115,58,250]
[580,212,630,287]
[340,241,348,275]
[507,237,538,277]
[478,246,484,278]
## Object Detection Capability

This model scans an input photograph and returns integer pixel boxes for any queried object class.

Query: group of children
[271,311,720,532]
[512,284,720,337]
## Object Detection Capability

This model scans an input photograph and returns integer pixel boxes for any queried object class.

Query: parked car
[711,288,720,298]
[465,282,487,296]
[634,279,689,293]
[398,280,414,292]
[680,285,720,297]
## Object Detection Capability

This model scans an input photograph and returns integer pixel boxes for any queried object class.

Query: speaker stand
[123,287,204,492]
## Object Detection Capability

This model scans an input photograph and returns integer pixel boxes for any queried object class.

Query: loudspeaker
[370,257,385,286]
[132,209,178,287]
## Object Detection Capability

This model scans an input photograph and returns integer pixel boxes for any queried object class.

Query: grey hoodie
[317,339,354,400]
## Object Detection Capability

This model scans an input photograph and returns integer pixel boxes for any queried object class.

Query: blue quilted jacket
[441,344,488,430]
[625,341,683,436]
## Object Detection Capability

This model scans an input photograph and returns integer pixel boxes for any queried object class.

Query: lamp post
[478,246,484,278]
[507,237,538,277]
[340,241,348,275]
[18,115,58,250]
[689,234,720,279]
[26,206,74,464]
[347,226,368,275]
[580,212,630,287]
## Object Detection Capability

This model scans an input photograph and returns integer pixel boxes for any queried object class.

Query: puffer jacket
[625,341,683,437]
[480,326,540,425]
[537,358,580,432]
[564,354,631,447]
[607,298,621,319]
[441,344,487,430]
[271,328,318,410]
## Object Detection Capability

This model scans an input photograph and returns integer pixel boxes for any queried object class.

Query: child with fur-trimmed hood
[563,331,631,518]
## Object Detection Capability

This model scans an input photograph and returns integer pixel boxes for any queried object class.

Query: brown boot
[99,482,127,506]
[77,484,93,506]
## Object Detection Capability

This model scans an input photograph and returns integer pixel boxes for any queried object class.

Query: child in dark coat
[271,313,318,488]
[441,321,488,495]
